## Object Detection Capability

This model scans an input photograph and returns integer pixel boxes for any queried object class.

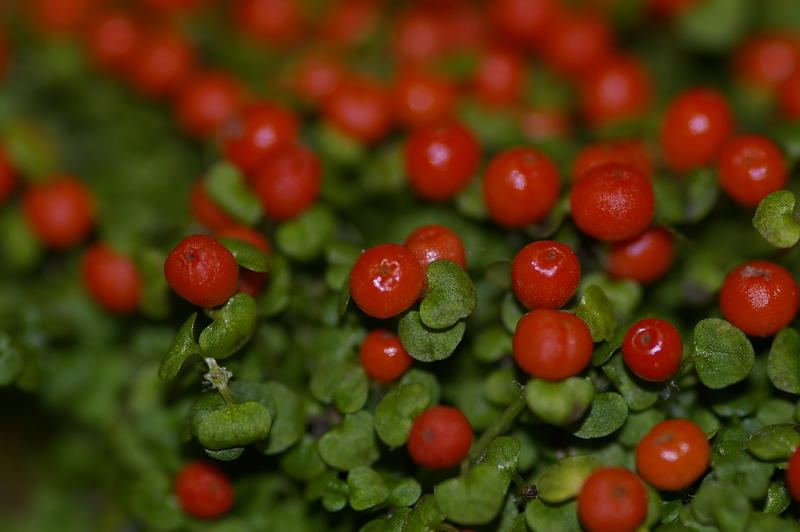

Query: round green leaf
[260,381,306,454]
[536,455,602,503]
[746,424,800,461]
[525,499,580,532]
[768,328,800,394]
[691,480,751,531]
[280,437,327,481]
[471,326,512,363]
[199,293,258,360]
[196,401,272,450]
[765,482,791,515]
[158,312,198,380]
[399,368,441,405]
[753,190,800,248]
[526,377,595,426]
[275,205,336,262]
[347,466,390,511]
[204,161,262,225]
[404,494,445,532]
[204,447,244,461]
[694,319,755,389]
[389,478,422,508]
[374,383,431,447]
[218,237,270,273]
[501,292,525,333]
[398,310,466,362]
[434,463,508,526]
[135,247,170,319]
[576,285,617,342]
[572,392,628,439]
[311,359,368,414]
[676,0,752,52]
[419,260,477,329]
[319,411,379,471]
[602,354,659,412]
[261,254,292,317]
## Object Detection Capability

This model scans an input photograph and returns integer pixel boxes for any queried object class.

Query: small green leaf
[319,411,379,471]
[501,292,526,333]
[714,453,774,500]
[404,494,445,532]
[307,470,349,512]
[676,0,752,52]
[485,259,512,290]
[347,466,390,511]
[135,247,170,319]
[204,447,244,461]
[572,392,628,439]
[746,424,800,460]
[419,260,477,329]
[0,207,43,273]
[602,354,659,411]
[684,167,720,222]
[199,293,258,359]
[434,463,508,526]
[536,455,602,504]
[128,471,184,530]
[280,437,327,481]
[158,313,198,380]
[525,499,580,532]
[4,119,58,179]
[485,367,521,405]
[261,254,292,317]
[399,369,441,405]
[310,359,368,414]
[0,332,23,386]
[398,310,466,362]
[218,237,270,273]
[204,162,262,225]
[691,480,751,531]
[619,408,666,448]
[526,378,595,426]
[261,381,306,454]
[472,326,512,363]
[767,328,800,394]
[481,436,521,474]
[765,482,791,514]
[694,319,755,389]
[374,383,431,447]
[389,478,422,507]
[753,191,800,248]
[576,285,617,342]
[196,401,272,450]
[316,121,366,165]
[275,205,336,262]
[580,273,642,322]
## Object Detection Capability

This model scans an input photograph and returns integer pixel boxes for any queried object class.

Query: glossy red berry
[129,30,196,99]
[404,224,467,271]
[717,134,787,208]
[735,33,800,90]
[164,234,240,308]
[81,243,142,314]
[473,46,525,107]
[84,11,141,73]
[542,10,614,78]
[407,405,473,469]
[606,226,675,284]
[175,462,234,520]
[0,148,17,204]
[483,147,561,228]
[571,139,653,182]
[215,225,270,298]
[659,87,733,173]
[359,329,413,382]
[392,70,456,129]
[786,446,800,502]
[175,71,246,138]
[404,122,481,201]
[512,241,580,310]
[189,181,237,232]
[232,0,304,45]
[580,56,652,126]
[23,176,94,249]
[489,0,558,48]
[221,102,300,174]
[578,467,648,532]
[636,419,710,491]
[513,309,594,380]
[569,163,655,242]
[349,243,424,319]
[252,144,321,221]
[293,52,342,104]
[719,260,798,337]
[622,318,683,382]
[323,77,392,143]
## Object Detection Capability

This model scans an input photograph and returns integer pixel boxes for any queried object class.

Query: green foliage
[753,191,800,248]
[694,319,755,389]
[374,383,431,447]
[398,310,466,362]
[419,260,477,329]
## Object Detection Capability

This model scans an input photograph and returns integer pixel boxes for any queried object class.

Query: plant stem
[204,357,235,406]
[461,387,527,474]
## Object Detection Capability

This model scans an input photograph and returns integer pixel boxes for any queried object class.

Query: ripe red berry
[84,11,141,73]
[320,0,380,48]
[232,0,304,45]
[175,461,234,520]
[569,163,655,242]
[606,226,675,284]
[580,55,652,126]
[571,139,653,182]
[81,243,142,314]
[659,87,733,173]
[512,241,580,310]
[404,224,467,271]
[391,9,446,66]
[164,234,240,308]
[23,176,94,249]
[359,329,413,382]
[349,243,424,319]
[293,52,343,104]
[221,102,300,174]
[541,10,614,78]
[482,147,561,228]
[391,70,456,129]
[519,107,571,142]
[189,181,237,232]
[786,446,800,502]
[513,309,594,380]
[175,71,246,138]
[404,122,481,201]
[719,260,798,337]
[31,0,96,34]
[636,419,710,491]
[407,405,473,469]
[735,33,800,90]
[0,148,17,204]
[717,134,787,208]
[128,30,196,99]
[215,225,270,298]
[622,318,683,382]
[779,70,800,119]
[578,467,648,532]
[489,0,557,49]
[323,76,392,143]
[252,144,321,221]
[473,46,525,107]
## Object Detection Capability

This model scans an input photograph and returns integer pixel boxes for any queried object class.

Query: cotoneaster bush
[0,1,800,532]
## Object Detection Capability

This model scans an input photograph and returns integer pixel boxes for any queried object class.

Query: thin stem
[204,357,235,407]
[462,387,527,473]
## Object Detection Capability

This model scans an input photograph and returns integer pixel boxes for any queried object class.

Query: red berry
[717,134,787,208]
[392,70,456,129]
[323,76,393,143]
[221,102,300,174]
[622,318,683,382]
[320,0,380,48]
[541,10,614,78]
[23,176,94,249]
[175,462,234,520]
[659,87,733,173]
[519,107,571,142]
[0,148,17,204]
[140,0,206,14]
[84,11,141,73]
[735,33,800,90]
[404,224,467,271]
[128,30,196,99]
[489,0,558,49]
[349,243,424,319]
[482,147,561,228]
[473,46,525,107]
[407,405,473,469]
[293,52,343,104]
[571,139,653,182]
[606,226,675,284]
[31,0,96,34]
[648,0,699,17]
[569,163,655,242]
[779,70,800,119]
[81,243,142,314]
[580,55,652,126]
[232,0,304,45]
[164,234,240,308]
[787,446,800,502]
[719,260,798,337]
[189,181,237,232]
[636,419,710,491]
[252,144,321,221]
[512,241,580,310]
[175,71,246,138]
[391,9,446,66]
[359,329,413,382]
[404,122,481,201]
[578,467,648,532]
[513,309,594,380]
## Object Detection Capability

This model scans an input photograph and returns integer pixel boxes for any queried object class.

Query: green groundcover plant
[2,0,800,531]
